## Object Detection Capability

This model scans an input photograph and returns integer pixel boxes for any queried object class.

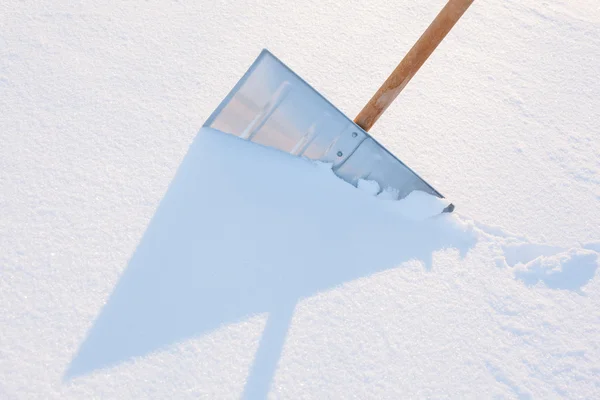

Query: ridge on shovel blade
[203,49,452,210]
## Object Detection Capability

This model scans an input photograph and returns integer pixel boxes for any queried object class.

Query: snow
[388,189,451,221]
[376,186,400,201]
[2,0,600,399]
[326,168,450,220]
[357,179,381,196]
[514,248,598,291]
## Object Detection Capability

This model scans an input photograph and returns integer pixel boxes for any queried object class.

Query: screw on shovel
[354,0,475,132]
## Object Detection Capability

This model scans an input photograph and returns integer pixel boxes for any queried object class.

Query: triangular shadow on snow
[64,130,477,398]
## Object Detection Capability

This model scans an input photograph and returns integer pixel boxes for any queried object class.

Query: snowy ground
[2,0,600,399]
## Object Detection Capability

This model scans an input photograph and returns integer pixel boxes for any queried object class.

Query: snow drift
[63,128,599,398]
[65,128,476,396]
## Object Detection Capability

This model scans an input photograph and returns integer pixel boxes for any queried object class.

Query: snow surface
[2,0,600,399]
[388,190,451,221]
[357,179,381,196]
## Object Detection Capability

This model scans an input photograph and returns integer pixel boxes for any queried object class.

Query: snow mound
[239,126,452,221]
[514,248,599,291]
[65,127,477,387]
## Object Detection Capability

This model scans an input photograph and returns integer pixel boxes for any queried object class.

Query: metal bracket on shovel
[204,0,475,213]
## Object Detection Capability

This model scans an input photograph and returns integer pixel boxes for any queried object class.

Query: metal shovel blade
[203,49,449,204]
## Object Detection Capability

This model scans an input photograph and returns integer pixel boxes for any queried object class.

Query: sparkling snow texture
[2,0,600,399]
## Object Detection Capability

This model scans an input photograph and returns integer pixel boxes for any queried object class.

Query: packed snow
[2,0,600,399]
[330,165,450,220]
[357,178,382,196]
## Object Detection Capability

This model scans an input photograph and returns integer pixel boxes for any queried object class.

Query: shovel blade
[203,49,447,203]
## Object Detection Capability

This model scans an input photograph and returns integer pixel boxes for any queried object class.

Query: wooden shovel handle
[354,0,475,132]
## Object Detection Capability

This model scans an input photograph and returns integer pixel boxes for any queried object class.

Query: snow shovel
[203,0,474,212]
